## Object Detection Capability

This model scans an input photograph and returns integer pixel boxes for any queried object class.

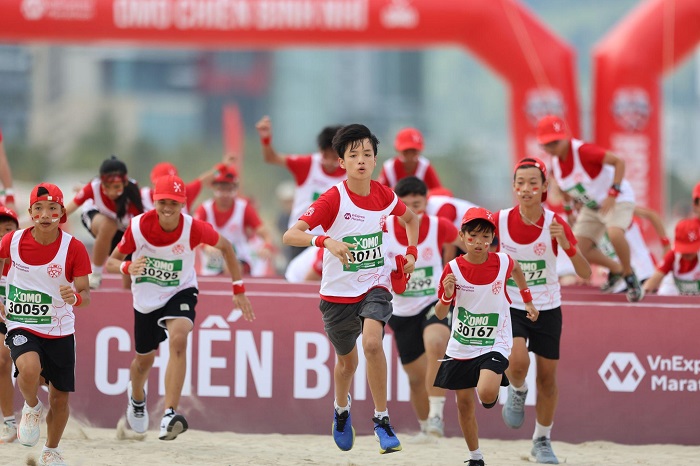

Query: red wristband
[564,245,577,258]
[439,294,453,305]
[261,136,271,146]
[520,288,533,303]
[405,245,418,260]
[315,235,330,248]
[608,188,620,198]
[120,260,132,275]
[660,237,671,247]
[232,280,246,295]
[73,292,82,307]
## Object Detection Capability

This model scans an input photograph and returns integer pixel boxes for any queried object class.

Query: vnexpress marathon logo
[599,352,700,393]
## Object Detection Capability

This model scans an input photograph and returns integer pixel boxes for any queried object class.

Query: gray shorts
[319,287,393,356]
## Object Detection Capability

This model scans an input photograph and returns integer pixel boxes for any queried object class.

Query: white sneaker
[159,408,188,441]
[0,421,17,443]
[18,400,43,447]
[426,415,444,437]
[39,448,68,466]
[125,382,148,434]
[88,272,102,290]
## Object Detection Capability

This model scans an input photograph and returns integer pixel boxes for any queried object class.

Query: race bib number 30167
[452,307,498,346]
[342,232,384,272]
[6,285,53,325]
[135,257,183,287]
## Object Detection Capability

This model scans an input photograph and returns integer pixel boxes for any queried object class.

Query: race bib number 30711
[6,285,53,324]
[135,257,183,287]
[342,232,384,272]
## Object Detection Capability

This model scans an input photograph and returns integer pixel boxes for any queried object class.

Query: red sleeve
[436,263,453,302]
[423,165,443,190]
[437,217,458,247]
[436,203,458,224]
[377,166,390,186]
[194,204,207,222]
[186,179,203,208]
[66,239,92,281]
[190,219,220,248]
[72,182,95,206]
[0,231,15,259]
[657,250,675,274]
[117,226,137,255]
[390,199,407,217]
[578,143,607,178]
[505,254,515,279]
[285,155,313,186]
[299,188,340,232]
[243,202,263,230]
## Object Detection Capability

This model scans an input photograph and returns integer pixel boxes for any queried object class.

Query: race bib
[674,278,700,295]
[342,232,384,272]
[566,183,598,209]
[135,257,182,287]
[6,285,54,324]
[452,307,498,346]
[403,266,435,297]
[508,260,546,287]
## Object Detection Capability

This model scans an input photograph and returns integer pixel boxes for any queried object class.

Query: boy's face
[540,139,567,158]
[213,182,238,201]
[320,148,340,171]
[101,180,126,200]
[459,227,494,255]
[400,193,427,215]
[399,149,420,163]
[155,199,183,221]
[513,167,547,206]
[0,219,17,239]
[29,201,63,232]
[339,138,376,179]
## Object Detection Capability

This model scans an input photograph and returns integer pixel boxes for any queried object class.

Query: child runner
[378,128,443,190]
[434,207,538,466]
[643,218,700,295]
[0,206,19,444]
[0,183,91,466]
[384,176,458,440]
[283,124,420,454]
[496,158,591,464]
[65,156,144,289]
[106,175,253,441]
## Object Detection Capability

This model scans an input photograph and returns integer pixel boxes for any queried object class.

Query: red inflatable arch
[0,0,578,165]
[593,0,700,215]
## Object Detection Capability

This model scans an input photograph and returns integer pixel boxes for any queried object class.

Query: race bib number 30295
[6,285,53,324]
[342,232,384,272]
[135,257,183,287]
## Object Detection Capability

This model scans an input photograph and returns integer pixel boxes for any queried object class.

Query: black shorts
[5,329,76,392]
[81,208,125,252]
[510,306,562,360]
[319,288,392,356]
[0,322,6,335]
[134,287,198,354]
[388,301,451,365]
[434,351,509,390]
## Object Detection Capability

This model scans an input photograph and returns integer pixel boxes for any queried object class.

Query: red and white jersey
[76,179,140,230]
[673,253,700,295]
[498,208,560,310]
[290,153,345,234]
[129,213,198,313]
[320,182,398,299]
[6,230,76,336]
[443,253,513,360]
[381,157,430,188]
[385,215,443,317]
[426,195,478,231]
[198,198,251,275]
[552,138,634,208]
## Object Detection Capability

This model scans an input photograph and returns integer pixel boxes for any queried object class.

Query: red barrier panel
[30,277,698,445]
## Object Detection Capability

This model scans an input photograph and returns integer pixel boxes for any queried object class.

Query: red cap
[536,115,569,145]
[150,162,179,185]
[153,175,187,204]
[461,207,496,230]
[213,165,239,184]
[692,182,700,202]
[394,127,424,152]
[674,218,700,254]
[514,157,548,202]
[30,183,67,223]
[0,206,19,226]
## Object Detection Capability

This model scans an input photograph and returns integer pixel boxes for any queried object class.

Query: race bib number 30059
[342,232,384,272]
[135,257,183,287]
[6,285,53,324]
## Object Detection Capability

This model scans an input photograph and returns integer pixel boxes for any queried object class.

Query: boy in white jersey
[434,207,538,466]
[643,219,700,295]
[0,206,19,443]
[283,124,420,454]
[537,115,643,302]
[0,183,92,466]
[384,177,459,440]
[496,158,591,464]
[106,175,253,441]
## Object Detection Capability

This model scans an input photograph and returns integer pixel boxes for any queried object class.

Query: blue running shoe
[332,407,355,451]
[373,416,402,454]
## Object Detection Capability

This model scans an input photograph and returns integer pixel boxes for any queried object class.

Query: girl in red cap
[494,157,591,464]
[106,174,253,442]
[0,183,91,465]
[378,127,444,190]
[643,218,700,295]
[65,156,144,289]
[435,206,538,466]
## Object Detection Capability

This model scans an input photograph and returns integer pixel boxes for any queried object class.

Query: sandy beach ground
[0,418,698,466]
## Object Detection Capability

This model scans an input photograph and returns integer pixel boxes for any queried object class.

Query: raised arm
[255,116,286,166]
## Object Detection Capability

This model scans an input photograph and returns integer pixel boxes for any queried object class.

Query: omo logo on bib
[136,257,183,287]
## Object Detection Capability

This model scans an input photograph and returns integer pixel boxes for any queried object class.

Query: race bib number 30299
[135,257,183,287]
[342,232,384,272]
[6,285,53,324]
